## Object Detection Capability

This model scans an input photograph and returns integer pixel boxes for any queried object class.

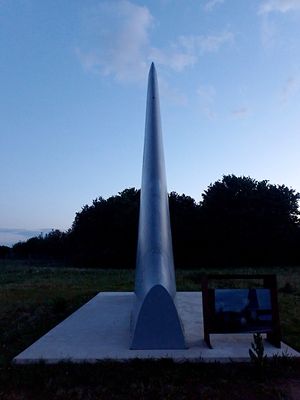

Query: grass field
[1,260,300,399]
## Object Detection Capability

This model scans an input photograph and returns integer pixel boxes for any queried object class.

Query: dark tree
[199,175,300,266]
[9,177,300,268]
[68,188,140,267]
[169,192,200,267]
[68,188,202,268]
[12,236,43,259]
[0,245,11,259]
[42,230,67,259]
[12,230,66,260]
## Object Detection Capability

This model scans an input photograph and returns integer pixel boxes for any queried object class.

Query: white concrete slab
[14,292,300,363]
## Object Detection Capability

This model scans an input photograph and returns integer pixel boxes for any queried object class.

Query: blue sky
[1,0,300,246]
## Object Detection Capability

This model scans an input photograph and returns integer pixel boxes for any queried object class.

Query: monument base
[14,292,299,364]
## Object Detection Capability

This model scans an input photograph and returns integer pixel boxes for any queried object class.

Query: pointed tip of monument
[148,63,157,84]
[149,62,156,73]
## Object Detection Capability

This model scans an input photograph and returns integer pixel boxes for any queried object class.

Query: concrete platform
[14,292,300,363]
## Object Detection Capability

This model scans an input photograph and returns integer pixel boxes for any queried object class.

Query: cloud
[76,1,234,81]
[158,77,188,106]
[197,84,216,119]
[231,107,250,118]
[77,0,153,82]
[0,228,52,247]
[259,0,300,14]
[149,47,197,72]
[204,0,224,12]
[260,16,277,48]
[179,31,234,53]
[281,76,300,102]
[150,31,233,71]
[258,1,300,49]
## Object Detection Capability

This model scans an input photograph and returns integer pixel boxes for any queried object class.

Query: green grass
[0,260,300,399]
[0,260,135,365]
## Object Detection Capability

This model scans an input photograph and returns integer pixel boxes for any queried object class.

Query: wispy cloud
[178,31,234,53]
[204,0,225,12]
[150,31,233,72]
[281,76,300,102]
[259,0,300,14]
[231,107,250,118]
[158,77,188,106]
[149,47,197,72]
[260,16,277,48]
[197,84,216,119]
[77,0,153,82]
[76,1,234,82]
[258,1,300,49]
[0,228,52,247]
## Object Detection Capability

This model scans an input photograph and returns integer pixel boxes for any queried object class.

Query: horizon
[1,0,300,246]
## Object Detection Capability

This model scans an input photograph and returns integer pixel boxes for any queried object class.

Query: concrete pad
[14,292,300,363]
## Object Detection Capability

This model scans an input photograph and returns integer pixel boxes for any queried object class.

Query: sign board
[202,275,281,348]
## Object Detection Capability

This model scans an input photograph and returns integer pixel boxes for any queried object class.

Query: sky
[1,0,300,246]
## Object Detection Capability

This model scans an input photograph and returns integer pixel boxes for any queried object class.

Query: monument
[13,63,298,364]
[130,63,186,349]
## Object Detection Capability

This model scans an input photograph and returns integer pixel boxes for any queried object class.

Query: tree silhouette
[199,175,300,266]
[68,188,140,267]
[10,176,300,268]
[169,192,200,267]
[0,246,10,259]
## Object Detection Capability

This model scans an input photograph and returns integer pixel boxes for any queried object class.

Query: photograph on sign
[212,288,273,333]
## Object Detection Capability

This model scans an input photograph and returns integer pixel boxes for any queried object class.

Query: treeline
[5,175,300,268]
